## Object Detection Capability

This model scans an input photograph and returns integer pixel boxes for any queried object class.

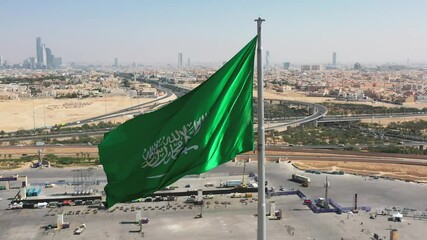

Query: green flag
[99,36,257,208]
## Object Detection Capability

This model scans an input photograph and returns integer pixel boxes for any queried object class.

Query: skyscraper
[42,44,47,68]
[36,37,43,68]
[187,58,190,66]
[283,62,290,70]
[265,51,270,67]
[0,56,3,67]
[178,53,183,67]
[332,52,337,66]
[114,58,118,67]
[45,48,53,69]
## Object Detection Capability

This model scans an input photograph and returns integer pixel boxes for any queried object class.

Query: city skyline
[0,0,426,65]
[33,37,62,69]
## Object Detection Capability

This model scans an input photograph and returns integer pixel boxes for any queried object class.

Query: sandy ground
[0,96,152,131]
[361,116,427,125]
[403,102,427,109]
[292,160,427,183]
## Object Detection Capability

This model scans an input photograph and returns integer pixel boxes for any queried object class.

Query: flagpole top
[254,17,265,22]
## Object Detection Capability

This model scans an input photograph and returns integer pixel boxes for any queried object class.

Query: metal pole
[255,17,266,240]
[43,106,46,128]
[33,100,36,130]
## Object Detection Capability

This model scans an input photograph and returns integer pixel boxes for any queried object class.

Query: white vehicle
[202,194,214,199]
[9,202,23,209]
[36,202,47,208]
[74,224,86,235]
[248,182,258,188]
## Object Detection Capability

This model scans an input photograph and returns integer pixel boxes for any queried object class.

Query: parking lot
[1,161,426,239]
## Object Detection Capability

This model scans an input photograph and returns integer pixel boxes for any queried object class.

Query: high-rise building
[178,53,183,67]
[42,44,47,68]
[35,37,61,69]
[187,58,190,66]
[332,52,337,66]
[0,56,3,67]
[45,48,53,69]
[283,62,290,70]
[265,51,270,67]
[36,37,42,66]
[114,58,118,67]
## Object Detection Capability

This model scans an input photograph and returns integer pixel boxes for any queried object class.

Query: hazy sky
[1,0,426,65]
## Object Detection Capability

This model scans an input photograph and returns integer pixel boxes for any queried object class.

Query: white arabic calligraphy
[141,113,207,169]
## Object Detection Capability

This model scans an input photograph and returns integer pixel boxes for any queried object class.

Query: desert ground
[292,160,427,183]
[360,116,427,125]
[0,96,152,132]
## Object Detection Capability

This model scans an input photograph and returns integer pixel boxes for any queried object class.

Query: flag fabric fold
[99,36,258,208]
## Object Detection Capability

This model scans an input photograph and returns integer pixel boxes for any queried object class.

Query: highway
[4,86,176,136]
[263,101,328,131]
[0,130,107,142]
[239,153,427,167]
[64,86,175,126]
[1,83,426,143]
[319,112,427,123]
[0,87,176,142]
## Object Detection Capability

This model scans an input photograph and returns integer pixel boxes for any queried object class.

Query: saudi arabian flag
[99,36,257,208]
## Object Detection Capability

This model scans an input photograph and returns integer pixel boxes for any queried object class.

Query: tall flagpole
[255,17,266,240]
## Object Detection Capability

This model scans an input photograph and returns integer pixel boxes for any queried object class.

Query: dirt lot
[292,160,427,183]
[361,116,427,126]
[0,96,151,131]
[263,89,400,108]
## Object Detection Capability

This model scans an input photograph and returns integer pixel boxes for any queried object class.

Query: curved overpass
[173,84,329,132]
[262,100,328,132]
